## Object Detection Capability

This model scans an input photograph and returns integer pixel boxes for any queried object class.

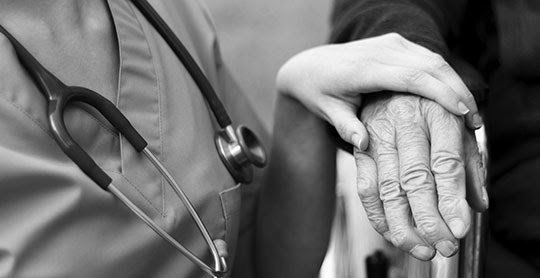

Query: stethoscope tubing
[141,148,227,276]
[0,0,267,275]
[130,0,232,129]
[107,150,227,277]
[0,6,229,277]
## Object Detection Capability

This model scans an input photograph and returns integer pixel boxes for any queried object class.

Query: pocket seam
[106,170,165,217]
[0,96,53,140]
[219,183,242,237]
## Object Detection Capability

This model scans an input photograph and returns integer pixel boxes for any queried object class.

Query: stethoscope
[0,0,267,277]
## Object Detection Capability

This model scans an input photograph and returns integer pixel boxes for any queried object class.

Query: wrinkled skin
[276,32,487,264]
[355,93,487,260]
[277,33,481,151]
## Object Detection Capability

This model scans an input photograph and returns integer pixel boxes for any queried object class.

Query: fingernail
[482,187,489,209]
[435,240,459,257]
[410,245,435,260]
[352,133,367,151]
[458,102,470,115]
[473,113,483,129]
[448,219,467,238]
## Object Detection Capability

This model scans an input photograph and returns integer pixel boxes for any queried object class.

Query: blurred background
[204,0,331,130]
[202,1,400,277]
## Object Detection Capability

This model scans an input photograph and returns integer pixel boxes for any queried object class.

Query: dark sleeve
[328,0,489,153]
[330,0,469,55]
[329,0,489,94]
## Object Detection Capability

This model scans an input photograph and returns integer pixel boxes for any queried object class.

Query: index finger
[398,38,482,129]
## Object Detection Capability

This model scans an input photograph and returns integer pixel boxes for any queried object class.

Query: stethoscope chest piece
[0,0,268,275]
[215,125,267,184]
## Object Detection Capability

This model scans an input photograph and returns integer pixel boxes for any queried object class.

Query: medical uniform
[0,0,267,277]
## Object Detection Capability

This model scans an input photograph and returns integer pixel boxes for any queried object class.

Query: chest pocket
[219,183,242,260]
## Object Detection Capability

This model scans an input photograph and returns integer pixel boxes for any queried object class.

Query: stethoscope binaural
[0,0,267,277]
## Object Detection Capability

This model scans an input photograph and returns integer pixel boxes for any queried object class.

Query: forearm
[256,94,336,278]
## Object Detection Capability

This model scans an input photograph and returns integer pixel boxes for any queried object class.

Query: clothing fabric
[0,0,266,277]
[331,0,540,276]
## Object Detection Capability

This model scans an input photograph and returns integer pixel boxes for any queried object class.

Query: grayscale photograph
[0,1,530,278]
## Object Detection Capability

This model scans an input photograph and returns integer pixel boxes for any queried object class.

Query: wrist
[276,59,303,98]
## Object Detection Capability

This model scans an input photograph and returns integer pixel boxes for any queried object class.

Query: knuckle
[437,196,461,215]
[464,92,476,104]
[361,195,381,211]
[354,148,371,162]
[429,53,444,63]
[422,97,446,113]
[417,220,442,240]
[335,120,355,138]
[438,177,464,195]
[404,70,428,89]
[365,119,394,141]
[378,179,402,199]
[370,218,388,234]
[400,167,433,189]
[354,148,363,159]
[430,55,451,73]
[390,230,410,249]
[438,178,465,198]
[431,154,464,175]
[385,32,403,41]
[357,177,377,199]
[423,99,464,124]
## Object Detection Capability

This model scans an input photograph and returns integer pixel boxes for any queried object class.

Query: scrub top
[0,0,267,277]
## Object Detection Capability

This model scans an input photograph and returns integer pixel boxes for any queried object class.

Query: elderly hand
[277,33,487,260]
[354,93,488,260]
[277,33,482,151]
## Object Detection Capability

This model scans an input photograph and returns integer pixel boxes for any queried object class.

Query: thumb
[327,104,369,151]
[464,129,488,212]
